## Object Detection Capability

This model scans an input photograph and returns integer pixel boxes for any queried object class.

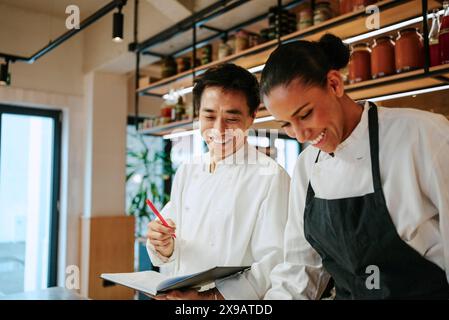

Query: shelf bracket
[142,51,166,59]
[200,25,225,33]
[422,0,430,73]
[432,75,449,84]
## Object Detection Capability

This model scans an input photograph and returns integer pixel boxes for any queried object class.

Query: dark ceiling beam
[0,0,127,64]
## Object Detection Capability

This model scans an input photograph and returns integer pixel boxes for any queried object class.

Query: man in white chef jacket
[146,63,290,300]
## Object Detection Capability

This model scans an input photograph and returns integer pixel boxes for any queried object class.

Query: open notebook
[101,266,250,297]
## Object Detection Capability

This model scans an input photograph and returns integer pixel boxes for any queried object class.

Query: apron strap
[308,102,381,198]
[305,150,321,200]
[314,150,321,163]
[367,102,382,192]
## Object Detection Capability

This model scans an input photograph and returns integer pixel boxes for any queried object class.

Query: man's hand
[154,288,224,300]
[147,219,176,258]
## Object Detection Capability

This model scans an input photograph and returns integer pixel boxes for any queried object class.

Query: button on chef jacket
[265,102,449,299]
[147,143,290,299]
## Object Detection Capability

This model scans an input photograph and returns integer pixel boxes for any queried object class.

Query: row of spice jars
[348,28,424,84]
[297,1,379,31]
[219,30,262,59]
[296,2,333,31]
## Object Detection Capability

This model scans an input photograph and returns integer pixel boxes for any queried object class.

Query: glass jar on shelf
[176,57,191,73]
[248,33,261,48]
[370,35,396,79]
[175,96,186,121]
[348,43,372,84]
[339,0,353,15]
[440,1,449,64]
[235,30,249,53]
[429,9,441,67]
[313,1,333,26]
[160,102,172,119]
[227,34,236,54]
[161,56,177,78]
[218,37,232,60]
[298,6,313,30]
[352,0,377,11]
[185,102,194,120]
[395,28,424,73]
[200,44,212,65]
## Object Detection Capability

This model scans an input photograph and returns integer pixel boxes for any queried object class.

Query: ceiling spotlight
[0,60,10,86]
[112,6,124,43]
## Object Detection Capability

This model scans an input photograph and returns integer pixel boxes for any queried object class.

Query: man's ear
[327,70,345,98]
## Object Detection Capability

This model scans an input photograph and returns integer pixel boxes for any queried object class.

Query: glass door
[0,105,61,295]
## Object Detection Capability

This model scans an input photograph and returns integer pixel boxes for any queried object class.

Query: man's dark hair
[193,63,260,116]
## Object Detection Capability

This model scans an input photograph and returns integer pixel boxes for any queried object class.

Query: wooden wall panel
[81,215,135,300]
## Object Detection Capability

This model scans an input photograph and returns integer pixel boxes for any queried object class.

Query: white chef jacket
[265,101,449,300]
[147,143,290,299]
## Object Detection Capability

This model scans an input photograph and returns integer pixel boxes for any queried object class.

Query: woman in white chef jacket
[146,63,290,300]
[260,34,449,299]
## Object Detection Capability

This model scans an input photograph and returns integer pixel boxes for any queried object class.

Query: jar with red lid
[348,43,372,84]
[395,28,424,73]
[371,35,396,79]
[313,1,333,25]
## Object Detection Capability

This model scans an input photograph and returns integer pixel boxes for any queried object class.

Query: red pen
[146,199,176,238]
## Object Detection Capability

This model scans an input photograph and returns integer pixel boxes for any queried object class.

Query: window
[0,105,61,295]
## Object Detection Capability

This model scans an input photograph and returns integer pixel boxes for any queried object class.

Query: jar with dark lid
[176,57,191,73]
[161,56,177,78]
[313,1,333,25]
[218,38,232,60]
[395,28,424,73]
[200,44,212,65]
[371,35,396,79]
[298,7,313,30]
[235,30,249,53]
[348,43,371,84]
[352,0,377,11]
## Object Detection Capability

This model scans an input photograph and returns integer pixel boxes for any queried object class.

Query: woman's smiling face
[262,71,347,153]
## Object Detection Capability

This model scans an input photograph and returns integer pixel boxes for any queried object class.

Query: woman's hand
[147,219,176,258]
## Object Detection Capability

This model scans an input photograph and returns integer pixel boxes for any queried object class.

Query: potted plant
[126,132,174,271]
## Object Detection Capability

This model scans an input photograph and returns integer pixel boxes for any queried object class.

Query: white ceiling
[0,0,110,19]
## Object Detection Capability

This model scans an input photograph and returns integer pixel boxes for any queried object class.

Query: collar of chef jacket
[317,100,371,164]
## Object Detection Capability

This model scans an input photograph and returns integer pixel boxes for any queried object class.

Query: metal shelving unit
[130,0,449,136]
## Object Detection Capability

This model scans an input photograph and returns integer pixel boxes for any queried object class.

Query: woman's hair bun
[318,33,350,70]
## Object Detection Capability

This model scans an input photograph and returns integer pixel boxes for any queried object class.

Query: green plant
[126,133,175,237]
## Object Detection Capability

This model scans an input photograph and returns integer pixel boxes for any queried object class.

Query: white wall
[0,3,84,96]
[83,72,127,217]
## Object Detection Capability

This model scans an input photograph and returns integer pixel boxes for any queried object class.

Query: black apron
[304,103,449,300]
